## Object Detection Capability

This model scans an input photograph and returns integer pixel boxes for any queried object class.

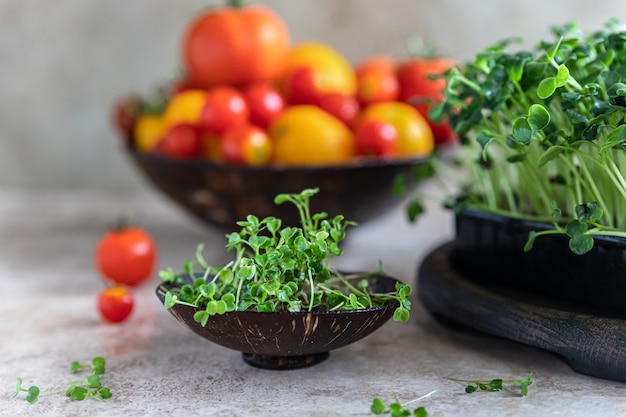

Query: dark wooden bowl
[126,150,423,230]
[156,274,400,370]
[450,208,626,317]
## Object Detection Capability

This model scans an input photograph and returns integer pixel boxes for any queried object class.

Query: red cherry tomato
[285,66,318,105]
[221,124,273,166]
[95,225,157,287]
[317,93,360,126]
[354,119,398,157]
[200,86,250,134]
[242,82,285,129]
[111,94,143,140]
[97,287,134,323]
[159,123,202,158]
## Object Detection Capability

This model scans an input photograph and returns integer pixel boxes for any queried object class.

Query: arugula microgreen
[371,390,437,416]
[448,372,534,397]
[408,19,626,254]
[13,357,112,404]
[159,188,412,324]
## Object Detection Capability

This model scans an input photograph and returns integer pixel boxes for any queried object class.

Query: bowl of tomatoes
[112,2,456,230]
[116,79,437,230]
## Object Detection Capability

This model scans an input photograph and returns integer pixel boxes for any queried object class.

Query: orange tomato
[281,42,356,104]
[182,5,290,88]
[358,101,434,158]
[355,55,399,105]
[396,56,457,145]
[270,105,355,166]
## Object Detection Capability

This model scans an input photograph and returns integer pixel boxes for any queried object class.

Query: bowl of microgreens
[156,188,411,370]
[408,19,626,314]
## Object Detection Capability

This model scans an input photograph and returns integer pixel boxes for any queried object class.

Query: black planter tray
[418,242,626,382]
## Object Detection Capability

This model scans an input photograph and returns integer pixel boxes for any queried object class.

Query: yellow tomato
[162,89,207,128]
[358,101,434,157]
[134,114,167,152]
[281,42,356,104]
[270,105,355,166]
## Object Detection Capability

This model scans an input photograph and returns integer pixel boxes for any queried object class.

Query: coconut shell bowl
[156,273,400,370]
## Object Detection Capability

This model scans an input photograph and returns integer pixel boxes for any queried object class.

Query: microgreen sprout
[407,19,626,254]
[13,357,112,404]
[158,188,412,324]
[448,372,534,397]
[370,390,437,416]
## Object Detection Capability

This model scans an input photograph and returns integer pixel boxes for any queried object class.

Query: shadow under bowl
[127,150,423,230]
[156,274,400,370]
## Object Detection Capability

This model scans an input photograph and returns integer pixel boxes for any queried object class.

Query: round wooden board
[417,242,626,382]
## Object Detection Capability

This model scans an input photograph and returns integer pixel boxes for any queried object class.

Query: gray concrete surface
[1,188,625,417]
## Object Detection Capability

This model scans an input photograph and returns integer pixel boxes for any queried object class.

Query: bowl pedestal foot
[242,352,330,370]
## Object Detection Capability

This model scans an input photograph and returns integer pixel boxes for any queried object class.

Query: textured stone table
[1,188,624,417]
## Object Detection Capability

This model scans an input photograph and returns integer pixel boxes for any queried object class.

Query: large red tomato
[396,56,457,145]
[182,4,290,88]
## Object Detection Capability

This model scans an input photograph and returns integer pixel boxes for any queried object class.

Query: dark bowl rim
[127,147,426,173]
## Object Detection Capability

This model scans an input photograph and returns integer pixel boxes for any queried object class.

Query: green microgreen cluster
[370,372,533,415]
[447,372,534,397]
[158,188,412,324]
[13,357,112,404]
[371,390,436,417]
[408,19,626,254]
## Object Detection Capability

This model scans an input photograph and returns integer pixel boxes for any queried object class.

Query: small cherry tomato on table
[97,286,134,323]
[95,224,157,287]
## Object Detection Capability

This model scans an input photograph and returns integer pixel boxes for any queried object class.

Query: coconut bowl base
[242,352,330,370]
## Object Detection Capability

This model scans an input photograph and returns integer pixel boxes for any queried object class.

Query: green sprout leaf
[449,372,533,397]
[158,188,411,326]
[537,76,557,99]
[527,104,550,131]
[405,20,626,255]
[511,117,533,143]
[14,357,113,405]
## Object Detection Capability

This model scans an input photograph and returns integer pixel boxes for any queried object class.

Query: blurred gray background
[1,0,622,191]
